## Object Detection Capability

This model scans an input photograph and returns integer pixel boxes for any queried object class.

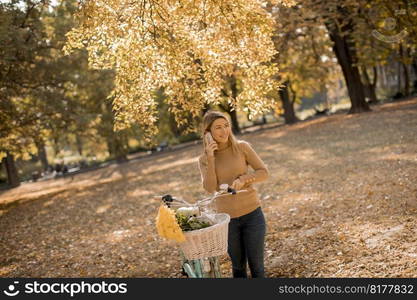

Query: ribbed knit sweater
[198,140,269,218]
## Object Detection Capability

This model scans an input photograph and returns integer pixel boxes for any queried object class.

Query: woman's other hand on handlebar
[231,178,244,190]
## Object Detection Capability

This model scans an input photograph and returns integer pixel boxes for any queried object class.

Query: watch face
[219,183,229,191]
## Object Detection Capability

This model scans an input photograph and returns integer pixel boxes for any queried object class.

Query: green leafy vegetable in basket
[176,213,212,232]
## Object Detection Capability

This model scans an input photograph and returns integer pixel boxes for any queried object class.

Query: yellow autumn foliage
[63,0,296,137]
[155,205,186,243]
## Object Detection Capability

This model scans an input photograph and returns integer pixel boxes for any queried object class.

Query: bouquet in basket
[155,195,214,243]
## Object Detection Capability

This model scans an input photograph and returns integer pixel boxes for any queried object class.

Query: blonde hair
[201,110,240,155]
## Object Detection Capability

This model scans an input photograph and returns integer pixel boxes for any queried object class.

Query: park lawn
[0,98,416,278]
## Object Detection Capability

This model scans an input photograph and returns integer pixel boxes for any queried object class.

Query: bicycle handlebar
[159,189,251,210]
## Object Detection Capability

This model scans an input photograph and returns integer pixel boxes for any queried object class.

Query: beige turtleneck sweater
[198,140,269,218]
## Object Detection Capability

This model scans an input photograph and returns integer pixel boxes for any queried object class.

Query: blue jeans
[227,207,266,278]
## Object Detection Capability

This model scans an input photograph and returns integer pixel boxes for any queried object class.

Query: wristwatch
[240,175,255,184]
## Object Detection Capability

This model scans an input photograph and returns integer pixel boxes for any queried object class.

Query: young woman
[198,110,269,278]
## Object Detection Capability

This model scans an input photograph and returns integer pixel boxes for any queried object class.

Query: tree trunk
[106,140,114,157]
[326,21,370,114]
[202,103,211,116]
[2,153,20,188]
[399,44,410,96]
[52,135,60,157]
[372,66,378,91]
[76,135,83,156]
[35,139,49,171]
[412,58,417,76]
[106,134,128,163]
[168,113,181,138]
[379,65,385,87]
[379,64,387,87]
[218,102,241,134]
[229,76,241,134]
[397,61,402,95]
[229,109,240,134]
[114,134,128,163]
[320,84,330,109]
[412,58,417,92]
[402,62,410,96]
[361,66,378,104]
[220,76,241,134]
[104,101,128,163]
[279,80,298,124]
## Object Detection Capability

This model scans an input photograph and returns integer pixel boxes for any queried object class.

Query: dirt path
[1,98,416,278]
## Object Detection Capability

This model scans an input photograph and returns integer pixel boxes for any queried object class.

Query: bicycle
[159,187,250,278]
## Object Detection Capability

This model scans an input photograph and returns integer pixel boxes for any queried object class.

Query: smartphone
[205,132,214,145]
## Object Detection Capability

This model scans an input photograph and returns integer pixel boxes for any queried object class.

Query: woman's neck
[217,140,230,151]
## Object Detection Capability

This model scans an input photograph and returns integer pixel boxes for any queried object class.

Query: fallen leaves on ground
[0,98,416,278]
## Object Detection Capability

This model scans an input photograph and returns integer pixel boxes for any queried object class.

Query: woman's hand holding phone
[205,132,218,157]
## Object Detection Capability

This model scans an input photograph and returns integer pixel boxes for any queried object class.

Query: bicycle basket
[179,213,230,260]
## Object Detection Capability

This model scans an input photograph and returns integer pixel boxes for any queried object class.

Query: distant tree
[318,1,370,112]
[0,0,59,186]
[0,0,123,186]
[270,2,339,123]
[219,75,241,134]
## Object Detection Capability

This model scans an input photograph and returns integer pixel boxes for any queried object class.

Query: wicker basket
[179,213,230,260]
